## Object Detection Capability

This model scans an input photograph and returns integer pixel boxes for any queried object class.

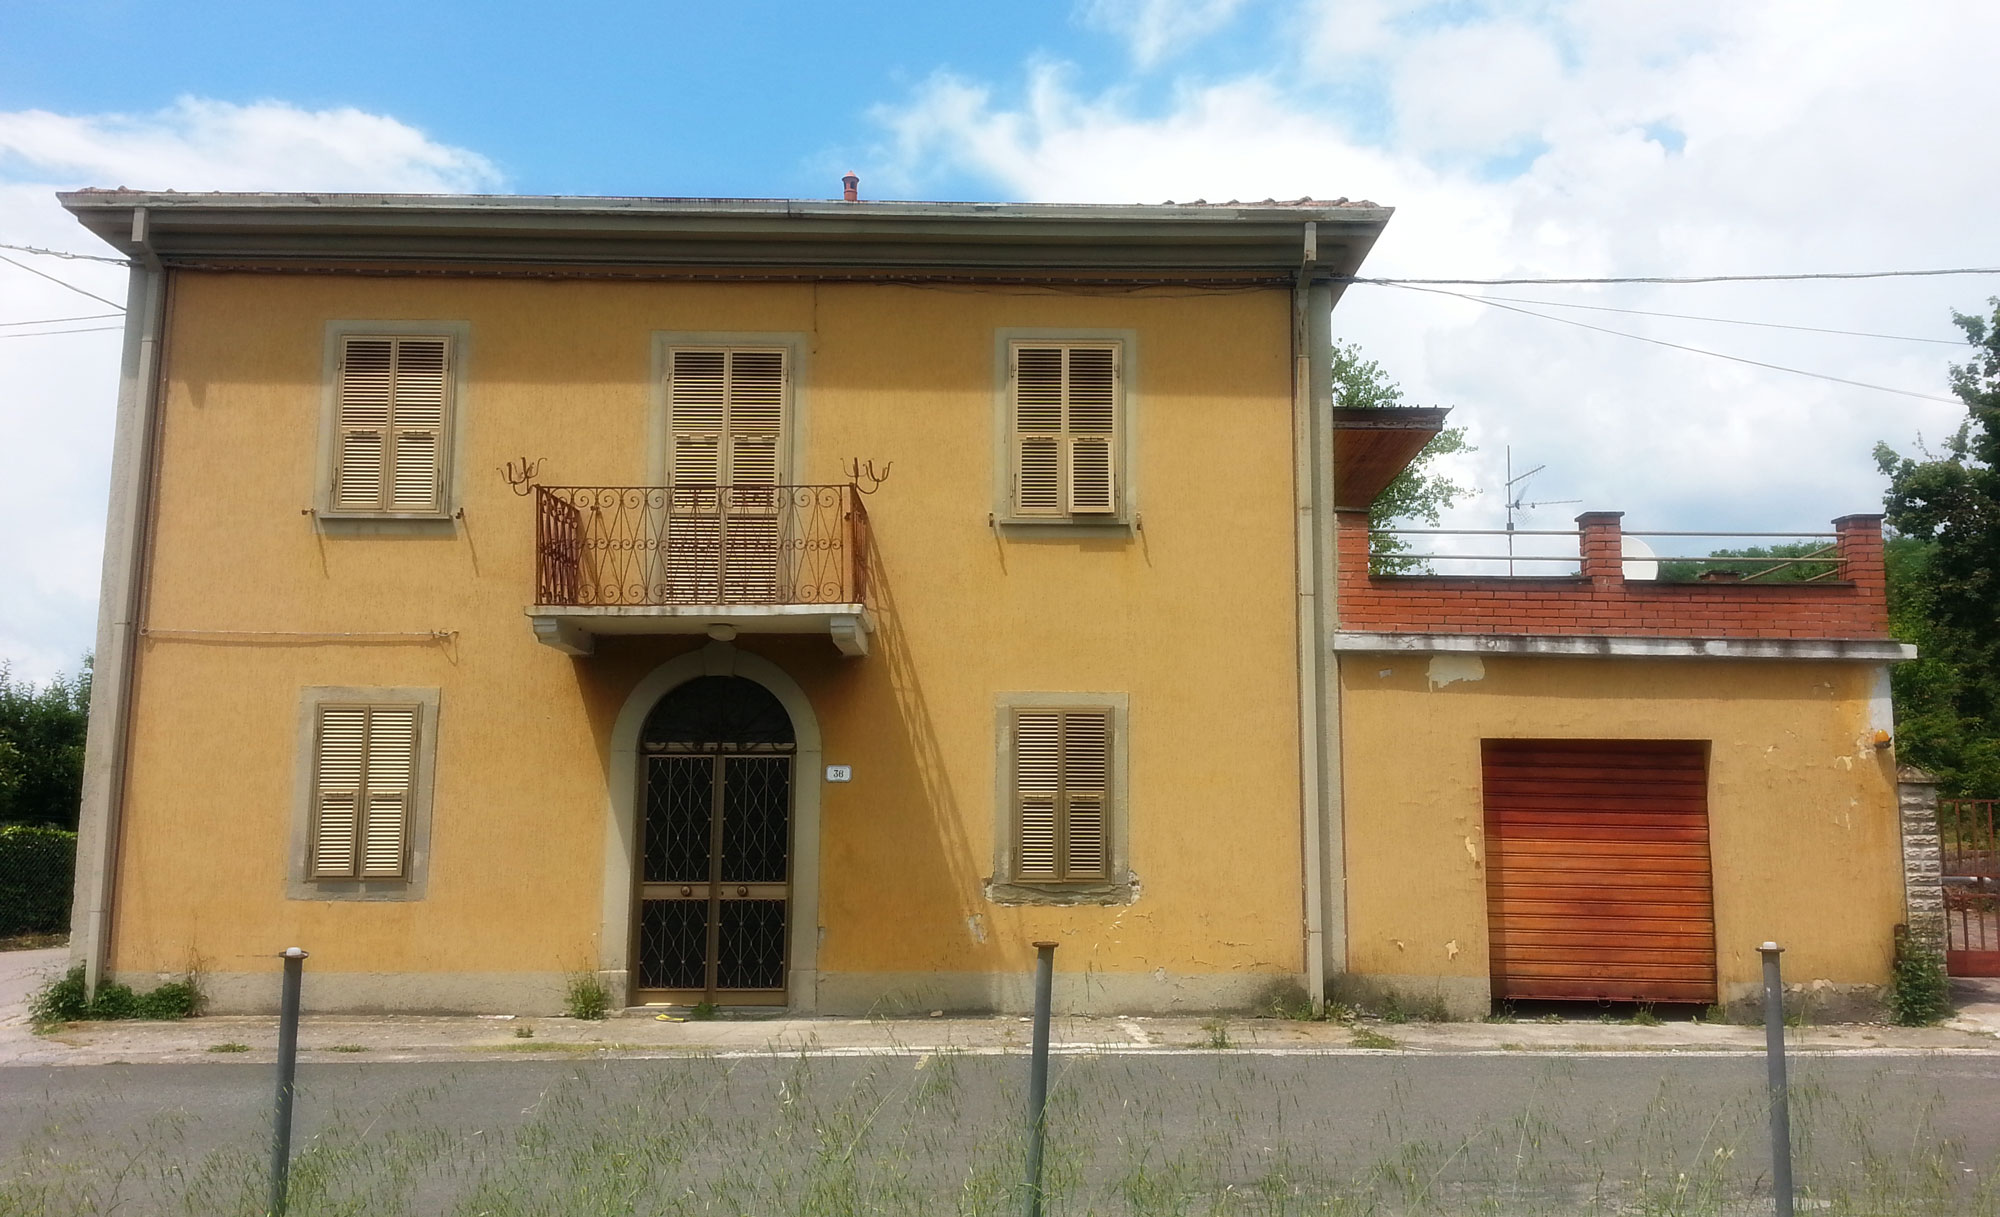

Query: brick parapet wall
[1335,510,1891,640]
[1898,768,1946,950]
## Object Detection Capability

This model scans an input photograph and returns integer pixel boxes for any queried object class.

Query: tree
[1330,341,1476,572]
[0,658,91,830]
[1873,298,2000,795]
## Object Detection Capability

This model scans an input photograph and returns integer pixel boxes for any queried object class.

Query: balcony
[527,485,873,657]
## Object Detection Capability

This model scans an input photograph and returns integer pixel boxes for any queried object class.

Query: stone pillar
[1898,766,1946,950]
[1833,514,1889,633]
[1575,511,1625,588]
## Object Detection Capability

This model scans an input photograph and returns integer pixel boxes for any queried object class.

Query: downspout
[1307,275,1344,984]
[70,208,167,994]
[1292,223,1327,1002]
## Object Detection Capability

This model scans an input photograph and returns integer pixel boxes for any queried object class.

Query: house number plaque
[825,765,852,782]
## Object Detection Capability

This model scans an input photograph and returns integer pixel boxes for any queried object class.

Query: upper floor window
[667,346,788,488]
[1008,342,1122,518]
[330,335,454,515]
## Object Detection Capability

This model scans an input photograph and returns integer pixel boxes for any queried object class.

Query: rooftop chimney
[841,172,859,202]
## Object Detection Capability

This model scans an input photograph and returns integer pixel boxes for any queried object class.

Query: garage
[1483,739,1718,1004]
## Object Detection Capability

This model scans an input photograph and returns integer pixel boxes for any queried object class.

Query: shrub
[565,972,612,1020]
[0,824,76,937]
[27,964,203,1029]
[1890,932,1952,1026]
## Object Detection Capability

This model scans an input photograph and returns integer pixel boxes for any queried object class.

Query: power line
[1456,293,1967,345]
[1378,281,1965,405]
[0,241,130,266]
[0,254,125,310]
[1346,267,2000,287]
[0,312,123,328]
[0,324,123,339]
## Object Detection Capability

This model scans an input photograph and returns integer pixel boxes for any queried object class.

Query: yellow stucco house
[58,187,1929,1017]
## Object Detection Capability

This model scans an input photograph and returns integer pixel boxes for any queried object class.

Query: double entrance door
[637,748,792,1005]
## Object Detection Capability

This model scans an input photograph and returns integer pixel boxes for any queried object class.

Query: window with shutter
[1010,342,1122,518]
[666,347,789,601]
[331,336,453,514]
[310,704,418,881]
[1010,707,1113,882]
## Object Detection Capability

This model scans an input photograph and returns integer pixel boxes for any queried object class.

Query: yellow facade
[110,271,1308,1011]
[1337,655,1904,1012]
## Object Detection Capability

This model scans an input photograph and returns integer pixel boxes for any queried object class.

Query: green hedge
[0,824,76,937]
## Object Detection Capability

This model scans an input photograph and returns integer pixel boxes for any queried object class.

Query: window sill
[993,516,1136,537]
[313,511,460,538]
[984,876,1137,906]
[286,879,423,902]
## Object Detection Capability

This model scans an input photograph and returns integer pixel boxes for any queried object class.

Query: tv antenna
[1504,446,1579,575]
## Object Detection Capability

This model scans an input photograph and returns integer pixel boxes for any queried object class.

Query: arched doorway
[634,675,796,1005]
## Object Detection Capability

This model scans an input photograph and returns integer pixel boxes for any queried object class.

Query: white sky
[2,1,1995,683]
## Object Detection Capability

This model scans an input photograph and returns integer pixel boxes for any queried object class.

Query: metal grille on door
[636,676,795,1005]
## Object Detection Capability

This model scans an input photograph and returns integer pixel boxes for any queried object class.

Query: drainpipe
[1292,223,1328,1004]
[70,208,167,994]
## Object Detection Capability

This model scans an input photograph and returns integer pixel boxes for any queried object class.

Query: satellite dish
[1622,536,1659,581]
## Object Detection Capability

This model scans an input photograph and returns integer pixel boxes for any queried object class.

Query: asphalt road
[4,1051,1999,1214]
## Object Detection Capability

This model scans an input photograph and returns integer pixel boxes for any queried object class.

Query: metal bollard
[1023,941,1058,1217]
[1760,942,1794,1217]
[269,947,308,1217]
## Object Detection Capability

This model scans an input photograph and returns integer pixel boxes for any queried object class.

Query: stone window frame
[986,690,1136,905]
[313,319,472,533]
[287,685,441,901]
[990,328,1141,532]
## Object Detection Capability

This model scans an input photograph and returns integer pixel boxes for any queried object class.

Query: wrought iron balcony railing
[535,485,868,608]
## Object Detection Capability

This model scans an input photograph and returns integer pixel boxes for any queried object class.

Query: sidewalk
[6,950,1999,1067]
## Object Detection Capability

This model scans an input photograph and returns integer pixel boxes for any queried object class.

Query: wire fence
[0,823,74,940]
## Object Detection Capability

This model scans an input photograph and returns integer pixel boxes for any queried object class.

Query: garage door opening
[1483,739,1718,1005]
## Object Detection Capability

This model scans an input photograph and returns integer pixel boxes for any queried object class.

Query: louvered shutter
[389,340,448,512]
[1011,343,1120,517]
[333,339,393,511]
[333,336,450,513]
[1013,347,1065,515]
[1060,709,1111,878]
[1015,711,1062,879]
[311,706,368,878]
[1064,347,1118,514]
[667,347,788,602]
[311,704,418,881]
[360,706,418,879]
[1012,707,1114,882]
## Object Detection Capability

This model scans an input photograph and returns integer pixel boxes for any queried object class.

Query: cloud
[866,0,1996,546]
[0,99,501,683]
[1079,0,1254,66]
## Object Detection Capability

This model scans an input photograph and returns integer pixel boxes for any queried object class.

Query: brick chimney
[841,172,859,202]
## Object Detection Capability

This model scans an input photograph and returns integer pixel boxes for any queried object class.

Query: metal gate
[635,675,795,1006]
[1943,798,2000,977]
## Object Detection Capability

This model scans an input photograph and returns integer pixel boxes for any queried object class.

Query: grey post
[269,947,308,1217]
[1760,942,1794,1217]
[1023,941,1058,1217]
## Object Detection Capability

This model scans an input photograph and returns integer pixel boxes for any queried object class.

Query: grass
[0,931,68,952]
[27,963,203,1030]
[1351,1027,1399,1049]
[325,1044,368,1054]
[563,971,612,1021]
[1199,1018,1233,1049]
[1,1049,1996,1215]
[207,1042,249,1054]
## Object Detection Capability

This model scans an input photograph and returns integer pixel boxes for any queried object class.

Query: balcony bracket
[829,612,872,658]
[531,616,596,657]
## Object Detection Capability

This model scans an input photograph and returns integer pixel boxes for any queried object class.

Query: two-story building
[58,187,1927,1017]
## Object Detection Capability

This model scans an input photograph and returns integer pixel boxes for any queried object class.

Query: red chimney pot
[841,172,859,202]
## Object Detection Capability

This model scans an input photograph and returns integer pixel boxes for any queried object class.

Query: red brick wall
[1336,510,1889,639]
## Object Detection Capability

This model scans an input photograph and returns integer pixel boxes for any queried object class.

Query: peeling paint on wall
[1425,655,1486,690]
[1463,836,1480,866]
[1445,939,1460,960]
[966,914,986,944]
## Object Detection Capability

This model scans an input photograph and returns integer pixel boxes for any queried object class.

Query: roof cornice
[58,191,1392,281]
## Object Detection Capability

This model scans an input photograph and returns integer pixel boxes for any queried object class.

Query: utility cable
[0,241,130,265]
[0,254,125,309]
[0,324,123,338]
[1344,267,2000,287]
[1376,281,1965,405]
[0,312,123,328]
[1455,294,1967,345]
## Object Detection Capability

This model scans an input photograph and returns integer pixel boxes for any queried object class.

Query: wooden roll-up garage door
[1484,740,1717,1004]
